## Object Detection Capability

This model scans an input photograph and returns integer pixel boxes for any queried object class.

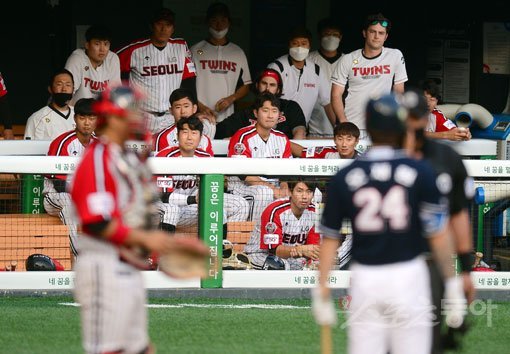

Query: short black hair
[170,88,197,106]
[317,17,342,36]
[151,7,175,25]
[74,98,96,116]
[206,2,230,21]
[288,26,312,44]
[420,79,442,101]
[85,25,112,42]
[334,122,360,139]
[176,115,203,135]
[253,92,281,111]
[364,13,392,32]
[288,178,317,193]
[50,68,74,86]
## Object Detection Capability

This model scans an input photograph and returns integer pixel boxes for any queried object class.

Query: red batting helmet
[93,84,144,124]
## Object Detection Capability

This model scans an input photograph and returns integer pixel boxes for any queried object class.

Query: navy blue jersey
[321,147,448,265]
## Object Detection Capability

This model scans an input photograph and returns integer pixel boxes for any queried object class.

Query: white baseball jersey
[267,55,331,124]
[227,125,292,158]
[307,50,342,136]
[426,108,456,132]
[331,47,408,129]
[24,106,75,140]
[152,123,214,155]
[65,48,121,105]
[300,146,361,159]
[191,40,252,123]
[117,38,196,113]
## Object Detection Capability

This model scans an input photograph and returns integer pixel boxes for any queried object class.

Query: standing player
[65,24,121,105]
[43,98,97,261]
[70,85,182,354]
[152,88,214,154]
[402,88,475,353]
[312,94,466,354]
[24,69,76,140]
[331,13,408,138]
[0,70,14,139]
[191,2,252,123]
[245,179,320,270]
[301,122,361,159]
[227,92,291,221]
[117,8,197,134]
[155,115,249,231]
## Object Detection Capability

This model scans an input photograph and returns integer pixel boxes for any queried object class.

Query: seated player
[244,179,320,270]
[421,79,471,141]
[152,88,215,154]
[155,115,250,233]
[227,92,292,221]
[301,122,361,159]
[43,98,98,260]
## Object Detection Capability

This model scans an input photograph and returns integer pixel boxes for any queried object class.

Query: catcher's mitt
[158,236,210,279]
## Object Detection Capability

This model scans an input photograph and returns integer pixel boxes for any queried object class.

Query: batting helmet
[262,254,286,270]
[25,254,56,271]
[365,93,408,133]
[92,84,144,121]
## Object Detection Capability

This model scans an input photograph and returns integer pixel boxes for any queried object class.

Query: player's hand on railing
[311,286,337,326]
[298,244,320,260]
[444,277,468,328]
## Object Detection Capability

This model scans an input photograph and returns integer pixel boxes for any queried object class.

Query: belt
[144,110,168,117]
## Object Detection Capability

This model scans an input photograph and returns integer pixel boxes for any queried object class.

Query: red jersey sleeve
[282,138,292,158]
[0,72,7,98]
[305,226,321,245]
[433,109,456,132]
[227,130,251,157]
[259,204,283,250]
[204,136,214,156]
[182,42,197,80]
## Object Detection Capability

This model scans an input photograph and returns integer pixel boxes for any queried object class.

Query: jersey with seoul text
[117,38,196,113]
[244,197,320,253]
[300,146,361,159]
[152,124,214,155]
[24,106,76,141]
[65,49,121,105]
[70,139,158,249]
[227,125,292,158]
[191,40,252,122]
[154,146,211,205]
[267,55,331,123]
[331,47,408,129]
[320,149,446,265]
[426,109,456,132]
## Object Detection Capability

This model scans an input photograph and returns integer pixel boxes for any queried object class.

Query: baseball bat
[473,252,483,268]
[321,325,332,354]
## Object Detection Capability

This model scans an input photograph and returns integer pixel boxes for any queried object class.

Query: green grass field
[1,296,508,354]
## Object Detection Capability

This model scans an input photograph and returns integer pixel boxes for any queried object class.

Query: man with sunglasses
[331,13,408,139]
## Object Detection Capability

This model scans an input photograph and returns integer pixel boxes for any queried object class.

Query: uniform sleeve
[434,110,456,132]
[259,206,283,250]
[284,100,307,131]
[109,52,122,86]
[317,66,331,106]
[64,51,83,95]
[283,138,292,158]
[320,174,348,238]
[117,46,133,76]
[23,114,37,140]
[450,152,473,214]
[393,49,408,85]
[227,131,251,157]
[182,41,197,80]
[0,72,13,129]
[305,226,321,245]
[331,55,350,87]
[238,50,252,85]
[418,162,449,237]
[153,131,169,152]
[204,136,215,156]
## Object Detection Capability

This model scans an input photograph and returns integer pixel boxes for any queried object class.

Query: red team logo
[352,64,391,77]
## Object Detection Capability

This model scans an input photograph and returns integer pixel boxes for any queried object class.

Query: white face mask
[289,46,309,61]
[209,27,229,39]
[321,36,340,51]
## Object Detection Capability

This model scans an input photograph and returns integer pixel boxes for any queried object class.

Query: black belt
[144,110,168,117]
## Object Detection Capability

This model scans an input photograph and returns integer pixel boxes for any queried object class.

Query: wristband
[457,252,473,272]
[187,196,197,205]
[110,223,130,245]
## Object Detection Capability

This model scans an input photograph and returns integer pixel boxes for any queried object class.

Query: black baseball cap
[206,2,230,21]
[152,8,175,25]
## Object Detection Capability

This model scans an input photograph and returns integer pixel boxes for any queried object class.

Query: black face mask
[52,92,73,107]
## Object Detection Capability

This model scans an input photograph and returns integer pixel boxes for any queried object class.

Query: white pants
[227,183,274,222]
[74,252,148,354]
[348,257,433,354]
[43,192,78,256]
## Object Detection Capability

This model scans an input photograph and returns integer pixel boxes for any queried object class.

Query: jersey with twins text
[331,47,408,130]
[191,40,252,122]
[152,124,214,155]
[426,108,456,132]
[117,38,196,113]
[245,197,320,254]
[227,125,292,158]
[65,49,121,105]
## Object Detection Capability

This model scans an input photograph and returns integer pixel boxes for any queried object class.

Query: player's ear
[192,104,198,114]
[362,30,367,39]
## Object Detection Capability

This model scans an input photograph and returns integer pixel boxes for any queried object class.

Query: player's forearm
[232,84,250,102]
[331,93,346,123]
[428,228,456,279]
[275,244,296,259]
[323,104,336,127]
[450,209,473,254]
[318,237,340,287]
[290,141,304,157]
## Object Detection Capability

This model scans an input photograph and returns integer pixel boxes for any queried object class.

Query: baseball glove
[157,236,210,279]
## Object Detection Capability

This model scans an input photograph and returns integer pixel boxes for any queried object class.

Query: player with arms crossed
[70,85,207,354]
[245,179,320,270]
[43,98,97,261]
[312,94,466,354]
[155,115,249,233]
